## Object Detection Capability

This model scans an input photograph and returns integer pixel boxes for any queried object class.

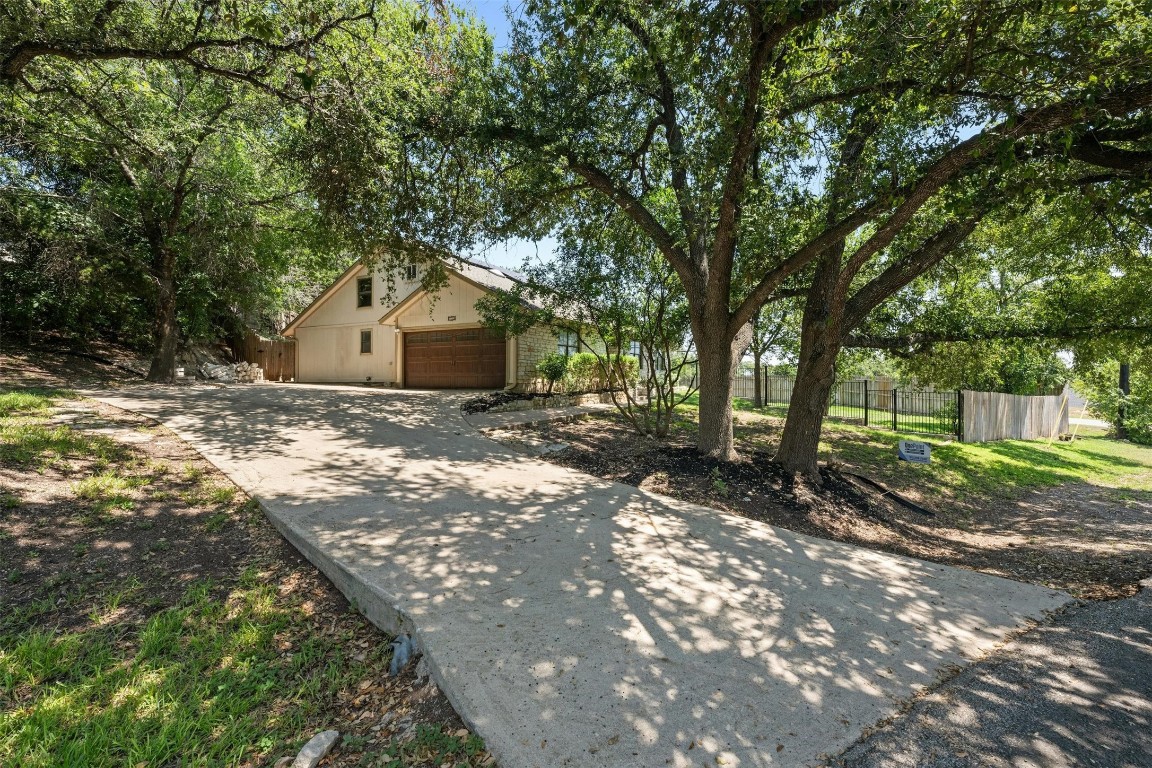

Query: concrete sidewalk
[91,384,1070,768]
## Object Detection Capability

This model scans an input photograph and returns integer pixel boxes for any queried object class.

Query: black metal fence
[743,376,961,437]
[863,388,960,437]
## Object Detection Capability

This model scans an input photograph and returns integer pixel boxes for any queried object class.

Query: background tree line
[3,0,1151,467]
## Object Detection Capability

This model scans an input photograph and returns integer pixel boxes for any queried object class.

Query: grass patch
[203,512,230,532]
[181,480,237,508]
[0,422,124,469]
[677,394,1152,501]
[379,724,489,767]
[0,579,390,767]
[0,390,123,470]
[73,472,149,502]
[0,389,74,418]
[823,424,1152,500]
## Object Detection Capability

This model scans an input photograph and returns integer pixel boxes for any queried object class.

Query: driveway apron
[91,384,1070,768]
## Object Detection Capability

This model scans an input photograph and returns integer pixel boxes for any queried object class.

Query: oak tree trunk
[773,330,838,479]
[1118,361,1131,440]
[146,246,178,383]
[694,318,752,461]
[773,259,843,479]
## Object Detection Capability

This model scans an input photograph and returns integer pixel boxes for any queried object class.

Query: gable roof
[281,257,533,337]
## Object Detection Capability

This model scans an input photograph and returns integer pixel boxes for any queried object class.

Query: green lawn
[820,422,1152,502]
[675,392,1152,501]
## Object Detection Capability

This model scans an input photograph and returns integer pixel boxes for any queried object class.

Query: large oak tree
[468,0,1152,477]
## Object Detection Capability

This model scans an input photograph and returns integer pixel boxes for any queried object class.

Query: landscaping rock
[197,361,264,384]
[392,716,415,742]
[388,634,413,676]
[460,390,532,414]
[291,730,340,768]
[199,363,235,382]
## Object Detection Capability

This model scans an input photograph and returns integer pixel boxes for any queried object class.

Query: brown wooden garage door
[404,328,506,389]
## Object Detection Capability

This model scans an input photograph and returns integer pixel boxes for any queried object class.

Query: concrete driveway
[92,384,1069,768]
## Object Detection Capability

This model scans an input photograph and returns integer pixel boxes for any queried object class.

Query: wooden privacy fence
[961,390,1069,443]
[232,330,296,382]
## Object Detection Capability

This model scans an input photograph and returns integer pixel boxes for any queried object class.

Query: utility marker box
[898,440,931,464]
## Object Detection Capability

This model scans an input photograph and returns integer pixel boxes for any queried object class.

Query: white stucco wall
[302,265,421,328]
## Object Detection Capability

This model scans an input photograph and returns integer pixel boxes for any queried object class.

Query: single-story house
[282,258,573,389]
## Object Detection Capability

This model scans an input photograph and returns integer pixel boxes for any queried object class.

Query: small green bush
[565,352,640,392]
[566,352,603,391]
[612,354,640,387]
[535,352,569,394]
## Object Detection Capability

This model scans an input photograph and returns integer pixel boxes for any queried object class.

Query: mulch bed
[460,390,535,415]
[515,414,1152,601]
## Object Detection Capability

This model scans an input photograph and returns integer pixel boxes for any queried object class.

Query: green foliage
[564,351,640,392]
[535,352,569,393]
[709,467,728,497]
[565,352,601,391]
[895,341,1069,394]
[0,390,69,418]
[0,421,124,469]
[378,724,488,767]
[1075,355,1152,445]
[0,579,373,766]
[0,1,483,359]
[463,0,1152,466]
[613,355,640,387]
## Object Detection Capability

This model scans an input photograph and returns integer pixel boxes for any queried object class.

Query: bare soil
[1,348,489,766]
[510,413,1152,601]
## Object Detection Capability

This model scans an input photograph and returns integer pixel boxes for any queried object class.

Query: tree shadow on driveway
[93,383,1072,768]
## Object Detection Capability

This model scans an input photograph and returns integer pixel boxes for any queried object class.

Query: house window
[628,341,641,358]
[356,278,372,308]
[360,329,372,354]
[405,262,419,281]
[557,329,578,357]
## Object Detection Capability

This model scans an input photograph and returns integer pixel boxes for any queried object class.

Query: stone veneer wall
[514,325,559,391]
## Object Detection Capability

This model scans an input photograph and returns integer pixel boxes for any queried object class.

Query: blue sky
[464,1,517,49]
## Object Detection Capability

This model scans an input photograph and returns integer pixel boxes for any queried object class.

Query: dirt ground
[1,349,491,766]
[505,413,1152,601]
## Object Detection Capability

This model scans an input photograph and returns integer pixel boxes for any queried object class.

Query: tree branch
[606,5,701,262]
[711,1,843,283]
[1,7,374,98]
[845,324,1152,354]
[842,213,986,332]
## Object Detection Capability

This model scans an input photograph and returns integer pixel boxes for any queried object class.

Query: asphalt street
[836,582,1152,768]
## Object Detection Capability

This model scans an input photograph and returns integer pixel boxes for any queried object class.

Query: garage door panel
[405,329,506,389]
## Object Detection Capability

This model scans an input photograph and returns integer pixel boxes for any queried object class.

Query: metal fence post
[863,380,870,426]
[956,389,964,441]
[892,388,899,431]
